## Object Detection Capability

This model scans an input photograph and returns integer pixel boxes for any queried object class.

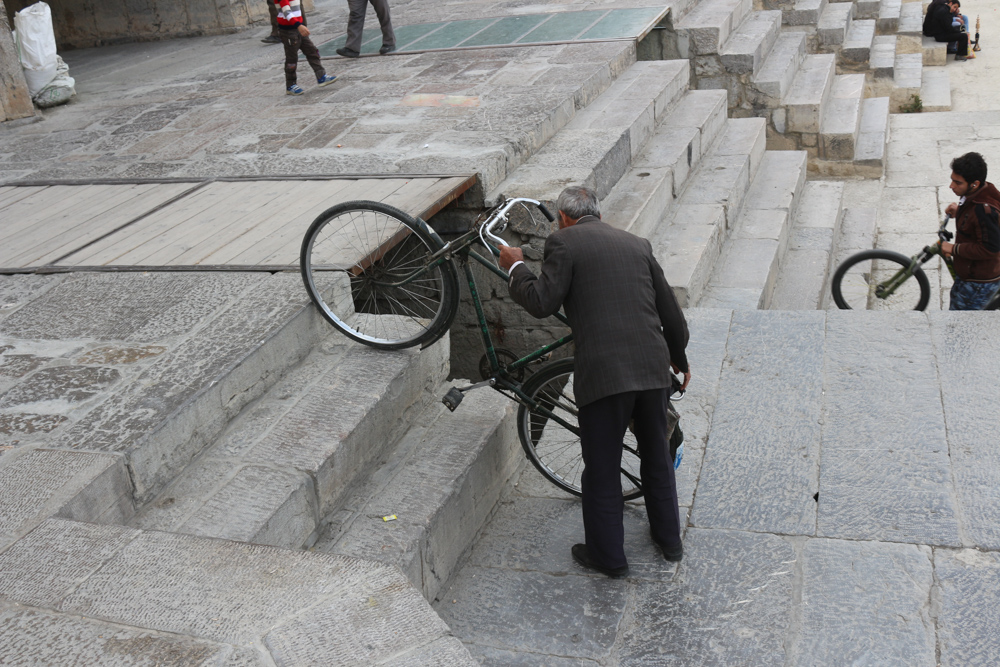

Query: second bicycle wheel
[517,358,643,500]
[301,200,459,350]
[831,249,931,311]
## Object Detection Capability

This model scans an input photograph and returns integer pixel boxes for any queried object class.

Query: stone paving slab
[791,538,935,666]
[820,311,961,546]
[929,313,1000,550]
[438,309,1000,663]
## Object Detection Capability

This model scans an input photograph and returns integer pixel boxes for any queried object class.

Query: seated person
[923,0,971,60]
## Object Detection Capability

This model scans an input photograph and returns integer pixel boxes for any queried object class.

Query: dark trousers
[578,387,681,570]
[934,30,968,56]
[345,0,395,52]
[266,1,279,37]
[280,30,326,86]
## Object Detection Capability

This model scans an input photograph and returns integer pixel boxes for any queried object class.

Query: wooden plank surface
[0,176,474,270]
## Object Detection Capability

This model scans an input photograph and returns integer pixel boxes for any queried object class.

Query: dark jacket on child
[953,181,1000,282]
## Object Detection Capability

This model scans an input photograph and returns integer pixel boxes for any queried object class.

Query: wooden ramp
[0,176,475,272]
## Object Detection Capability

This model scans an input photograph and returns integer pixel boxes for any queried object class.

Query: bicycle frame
[874,217,956,300]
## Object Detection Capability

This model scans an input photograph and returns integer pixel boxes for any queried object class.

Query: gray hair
[556,186,601,221]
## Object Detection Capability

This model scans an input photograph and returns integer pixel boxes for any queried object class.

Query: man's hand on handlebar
[940,241,955,258]
[499,246,523,270]
[672,363,691,391]
[945,202,959,217]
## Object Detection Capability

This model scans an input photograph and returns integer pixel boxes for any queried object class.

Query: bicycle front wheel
[516,358,643,500]
[831,249,931,311]
[300,201,459,350]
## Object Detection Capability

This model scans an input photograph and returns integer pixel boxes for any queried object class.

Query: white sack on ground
[33,55,75,108]
[14,2,58,96]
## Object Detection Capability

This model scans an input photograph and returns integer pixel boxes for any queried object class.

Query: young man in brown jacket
[941,152,1000,309]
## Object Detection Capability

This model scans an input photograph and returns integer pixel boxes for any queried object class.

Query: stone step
[753,31,808,104]
[787,0,828,25]
[784,53,837,134]
[893,51,922,107]
[131,335,450,551]
[316,384,517,601]
[0,518,475,665]
[697,150,808,308]
[824,206,878,307]
[770,181,846,310]
[855,96,891,169]
[820,74,865,161]
[856,0,881,19]
[0,274,327,549]
[649,117,769,308]
[676,0,755,57]
[878,0,902,31]
[721,10,783,76]
[818,1,854,47]
[898,0,923,34]
[921,66,952,111]
[842,19,876,63]
[871,35,897,77]
[604,89,730,238]
[487,59,690,204]
[921,35,948,65]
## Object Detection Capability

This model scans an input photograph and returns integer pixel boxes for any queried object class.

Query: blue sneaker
[317,74,337,87]
[286,84,304,96]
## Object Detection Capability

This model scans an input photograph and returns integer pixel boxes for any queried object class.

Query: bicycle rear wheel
[300,201,459,350]
[516,358,643,500]
[831,249,931,311]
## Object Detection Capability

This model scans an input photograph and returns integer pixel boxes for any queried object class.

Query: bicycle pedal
[442,387,464,411]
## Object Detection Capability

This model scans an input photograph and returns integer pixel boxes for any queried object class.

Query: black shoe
[379,44,397,55]
[261,35,281,44]
[654,540,683,562]
[571,544,629,579]
[336,47,360,58]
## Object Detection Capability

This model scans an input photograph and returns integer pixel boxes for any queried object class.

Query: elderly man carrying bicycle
[940,152,1000,310]
[498,186,691,579]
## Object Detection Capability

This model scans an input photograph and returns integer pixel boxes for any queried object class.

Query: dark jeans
[934,30,968,56]
[345,0,395,52]
[578,387,681,570]
[280,30,325,86]
[950,278,1000,310]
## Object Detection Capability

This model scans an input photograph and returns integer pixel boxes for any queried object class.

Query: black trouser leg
[936,30,968,56]
[267,1,279,37]
[632,388,682,549]
[578,392,632,570]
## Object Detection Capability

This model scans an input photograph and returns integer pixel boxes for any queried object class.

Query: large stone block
[792,538,935,665]
[929,313,1000,549]
[819,312,961,546]
[935,548,1000,665]
[618,528,795,665]
[692,310,825,534]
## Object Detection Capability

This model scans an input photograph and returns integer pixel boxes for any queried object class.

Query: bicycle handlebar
[482,197,552,249]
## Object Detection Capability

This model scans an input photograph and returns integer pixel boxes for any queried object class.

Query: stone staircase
[664,0,953,174]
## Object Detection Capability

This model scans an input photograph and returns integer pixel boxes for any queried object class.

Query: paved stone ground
[436,309,1000,665]
[3,0,1000,663]
[0,0,659,197]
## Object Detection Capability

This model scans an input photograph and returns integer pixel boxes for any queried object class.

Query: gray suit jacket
[509,216,689,407]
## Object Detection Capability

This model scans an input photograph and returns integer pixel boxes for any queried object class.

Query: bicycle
[300,196,682,500]
[831,215,1000,311]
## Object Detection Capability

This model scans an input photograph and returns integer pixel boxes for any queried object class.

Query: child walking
[275,0,337,95]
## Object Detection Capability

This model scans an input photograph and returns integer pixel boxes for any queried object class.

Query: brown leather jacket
[953,181,1000,281]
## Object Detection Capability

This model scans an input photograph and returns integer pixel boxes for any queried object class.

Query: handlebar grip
[538,203,555,222]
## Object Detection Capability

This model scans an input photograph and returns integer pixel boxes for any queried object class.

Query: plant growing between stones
[900,94,923,113]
